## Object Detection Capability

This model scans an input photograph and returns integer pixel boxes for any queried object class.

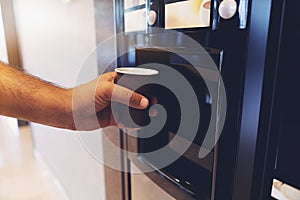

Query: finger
[112,84,149,109]
[99,72,118,82]
[149,97,158,117]
[149,107,158,117]
[97,107,117,128]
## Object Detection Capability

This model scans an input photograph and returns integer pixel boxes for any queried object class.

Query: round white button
[147,10,157,26]
[218,0,237,19]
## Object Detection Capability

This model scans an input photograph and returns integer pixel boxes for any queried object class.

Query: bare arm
[0,62,74,129]
[0,62,148,130]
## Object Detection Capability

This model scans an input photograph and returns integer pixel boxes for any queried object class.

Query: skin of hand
[71,72,149,130]
[0,62,149,130]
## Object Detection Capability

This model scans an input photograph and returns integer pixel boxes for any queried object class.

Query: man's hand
[71,72,149,130]
[0,62,148,130]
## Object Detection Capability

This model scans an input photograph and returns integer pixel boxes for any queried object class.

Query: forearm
[0,62,74,129]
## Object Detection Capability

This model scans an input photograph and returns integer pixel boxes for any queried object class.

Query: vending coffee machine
[94,0,298,199]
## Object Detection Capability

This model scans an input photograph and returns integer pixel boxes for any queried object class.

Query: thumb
[112,84,149,109]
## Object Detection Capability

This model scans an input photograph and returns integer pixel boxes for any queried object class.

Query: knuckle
[102,82,114,100]
[125,89,133,100]
[130,92,141,106]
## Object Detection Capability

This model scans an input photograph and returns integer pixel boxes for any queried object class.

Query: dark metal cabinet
[93,0,300,199]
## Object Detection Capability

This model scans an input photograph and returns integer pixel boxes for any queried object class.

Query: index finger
[111,84,149,109]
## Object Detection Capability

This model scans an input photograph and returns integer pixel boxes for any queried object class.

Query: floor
[0,116,69,200]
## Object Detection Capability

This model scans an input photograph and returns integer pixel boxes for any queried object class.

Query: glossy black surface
[134,47,222,199]
[112,0,295,200]
[251,1,300,199]
[141,153,212,199]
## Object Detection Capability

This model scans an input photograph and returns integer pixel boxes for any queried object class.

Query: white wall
[13,0,106,199]
[0,3,8,63]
